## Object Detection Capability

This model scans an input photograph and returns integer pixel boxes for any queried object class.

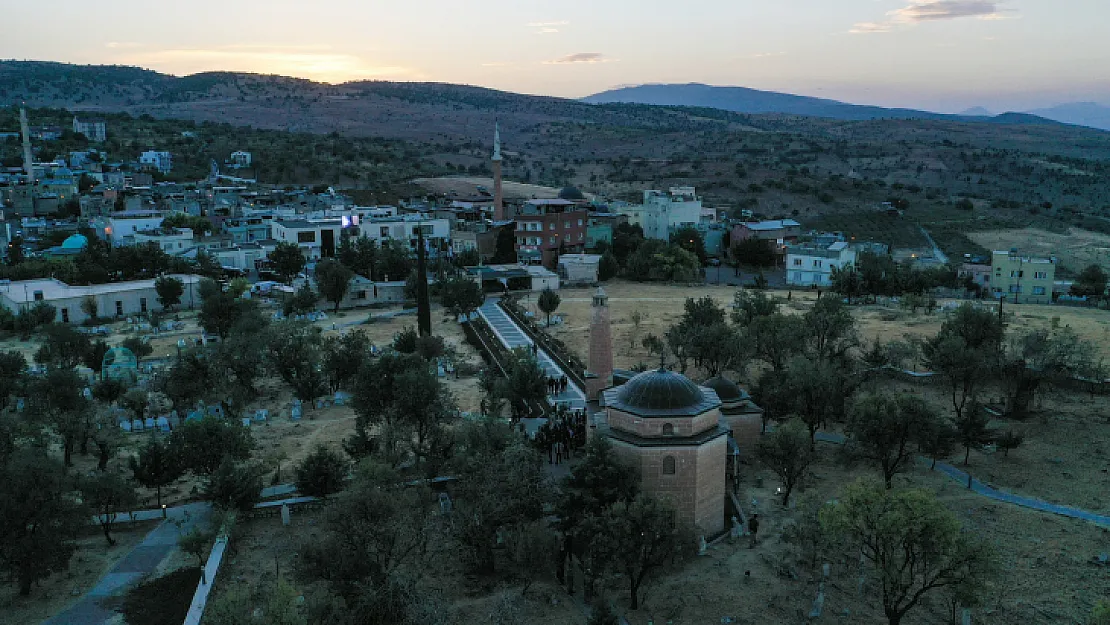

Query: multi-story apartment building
[513,199,588,267]
[72,116,107,142]
[139,151,173,174]
[786,240,857,287]
[990,249,1056,304]
[617,187,706,240]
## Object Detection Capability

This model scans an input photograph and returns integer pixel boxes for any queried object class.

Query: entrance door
[321,229,336,258]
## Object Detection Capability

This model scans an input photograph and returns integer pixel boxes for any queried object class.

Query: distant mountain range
[584,83,1110,131]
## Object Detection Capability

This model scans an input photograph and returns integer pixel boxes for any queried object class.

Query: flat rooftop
[0,274,202,304]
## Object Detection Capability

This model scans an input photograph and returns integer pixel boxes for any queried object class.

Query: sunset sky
[5,0,1109,112]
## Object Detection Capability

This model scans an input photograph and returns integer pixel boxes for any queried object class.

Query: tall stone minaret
[491,122,504,221]
[585,286,613,401]
[19,105,35,184]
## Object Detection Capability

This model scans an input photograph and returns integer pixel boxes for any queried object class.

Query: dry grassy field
[969,227,1110,273]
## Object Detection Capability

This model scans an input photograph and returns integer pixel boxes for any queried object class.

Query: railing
[463,318,550,418]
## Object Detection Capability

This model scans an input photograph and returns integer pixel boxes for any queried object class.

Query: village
[1,107,1110,625]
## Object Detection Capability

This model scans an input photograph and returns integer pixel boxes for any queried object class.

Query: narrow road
[919,226,949,264]
[814,432,1110,528]
[477,297,586,411]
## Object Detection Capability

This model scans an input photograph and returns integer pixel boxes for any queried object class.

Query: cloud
[752,52,786,59]
[891,0,1004,22]
[105,42,143,49]
[481,62,514,68]
[851,1,1013,34]
[544,52,613,65]
[528,20,569,34]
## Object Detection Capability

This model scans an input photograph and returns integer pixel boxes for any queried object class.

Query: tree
[732,237,776,267]
[83,339,110,376]
[804,296,858,363]
[173,415,253,475]
[669,226,707,265]
[501,520,559,596]
[88,406,124,470]
[598,251,619,281]
[498,348,547,419]
[596,495,692,610]
[179,526,215,569]
[198,279,258,339]
[80,296,99,321]
[995,429,1024,457]
[687,322,745,377]
[1070,264,1108,300]
[831,263,863,304]
[955,402,994,465]
[121,336,153,360]
[0,450,87,596]
[731,289,778,326]
[270,242,306,284]
[439,273,485,319]
[265,323,327,405]
[1092,601,1110,625]
[78,470,137,545]
[316,258,354,313]
[130,435,185,508]
[33,322,91,369]
[490,224,518,264]
[296,445,349,498]
[628,310,645,348]
[207,578,306,625]
[1000,326,1094,418]
[820,479,996,625]
[415,229,432,337]
[451,434,547,574]
[322,331,371,392]
[25,367,88,466]
[285,282,318,316]
[916,415,959,470]
[746,313,807,372]
[537,287,561,327]
[758,419,813,505]
[155,276,185,310]
[204,456,262,511]
[848,393,941,488]
[349,351,428,460]
[923,304,1002,426]
[0,351,26,405]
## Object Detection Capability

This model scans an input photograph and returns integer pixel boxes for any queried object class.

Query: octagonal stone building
[600,369,729,536]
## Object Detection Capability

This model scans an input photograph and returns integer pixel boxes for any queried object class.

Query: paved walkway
[46,502,213,625]
[813,432,1110,528]
[477,298,586,411]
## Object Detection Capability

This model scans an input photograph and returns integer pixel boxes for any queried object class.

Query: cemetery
[3,272,1110,625]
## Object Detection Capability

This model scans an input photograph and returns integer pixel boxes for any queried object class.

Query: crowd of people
[535,406,588,465]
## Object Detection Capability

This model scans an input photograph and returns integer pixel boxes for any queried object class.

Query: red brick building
[513,199,588,267]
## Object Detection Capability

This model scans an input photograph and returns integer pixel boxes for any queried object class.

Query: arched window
[662,423,674,436]
[662,456,676,475]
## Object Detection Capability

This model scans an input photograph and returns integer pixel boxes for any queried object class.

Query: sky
[5,0,1110,113]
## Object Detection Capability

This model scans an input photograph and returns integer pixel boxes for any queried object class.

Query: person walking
[748,514,760,548]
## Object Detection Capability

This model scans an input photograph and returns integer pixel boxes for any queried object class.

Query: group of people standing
[547,375,570,397]
[535,407,588,465]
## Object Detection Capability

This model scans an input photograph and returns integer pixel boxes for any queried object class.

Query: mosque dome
[611,368,709,415]
[61,233,88,250]
[703,376,742,403]
[558,186,585,201]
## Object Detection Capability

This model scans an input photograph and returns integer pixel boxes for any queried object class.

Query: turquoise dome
[61,234,88,250]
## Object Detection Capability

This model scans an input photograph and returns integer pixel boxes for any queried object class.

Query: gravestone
[121,421,132,433]
[82,387,92,400]
[281,503,291,526]
[241,418,251,427]
[132,419,144,432]
[291,404,302,421]
[186,410,202,422]
[156,416,170,432]
[438,492,452,515]
[698,536,708,556]
[144,417,155,430]
[254,409,269,422]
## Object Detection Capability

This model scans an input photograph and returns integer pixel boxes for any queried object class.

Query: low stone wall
[182,512,235,625]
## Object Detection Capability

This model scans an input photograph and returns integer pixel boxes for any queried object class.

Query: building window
[662,423,674,436]
[115,300,123,316]
[662,456,676,475]
[380,227,390,238]
[793,272,802,281]
[298,231,316,243]
[813,260,822,268]
[564,221,571,229]
[61,308,69,323]
[793,259,802,266]
[140,298,148,313]
[1035,271,1047,279]
[1009,285,1022,293]
[356,290,367,300]
[578,219,583,226]
[33,290,44,301]
[549,237,555,245]
[1033,286,1046,295]
[549,223,555,231]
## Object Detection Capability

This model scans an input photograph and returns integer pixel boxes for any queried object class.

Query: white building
[0,274,203,324]
[557,254,601,285]
[362,215,450,249]
[229,151,252,168]
[72,116,106,142]
[618,187,705,240]
[786,241,857,287]
[133,228,194,253]
[139,151,173,174]
[95,211,166,246]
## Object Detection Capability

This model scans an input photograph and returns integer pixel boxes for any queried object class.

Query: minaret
[491,122,504,221]
[585,286,614,401]
[19,105,35,184]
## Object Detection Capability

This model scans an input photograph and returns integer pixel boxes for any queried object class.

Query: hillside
[1028,102,1110,132]
[4,61,1110,258]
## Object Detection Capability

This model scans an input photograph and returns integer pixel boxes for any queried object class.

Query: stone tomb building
[600,370,729,536]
